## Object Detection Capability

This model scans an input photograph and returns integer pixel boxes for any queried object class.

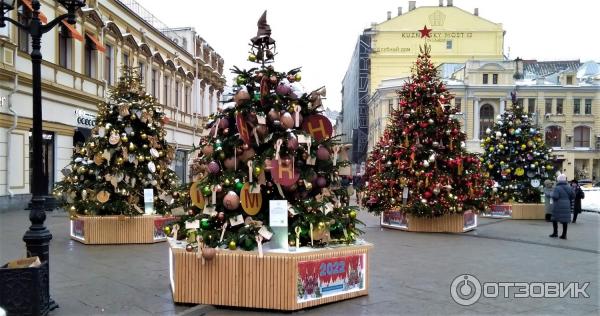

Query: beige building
[0,0,226,209]
[368,59,600,181]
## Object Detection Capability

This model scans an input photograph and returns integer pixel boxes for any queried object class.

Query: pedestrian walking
[550,174,574,239]
[543,179,554,222]
[570,180,585,223]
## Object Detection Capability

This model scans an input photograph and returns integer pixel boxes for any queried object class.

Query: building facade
[0,0,226,209]
[341,0,504,170]
[367,59,600,181]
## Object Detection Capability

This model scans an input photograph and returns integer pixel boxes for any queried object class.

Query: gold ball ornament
[116,157,124,165]
[77,166,87,174]
[349,210,357,219]
[248,54,257,62]
[228,240,237,250]
[129,143,136,151]
[121,135,128,142]
[141,133,148,140]
[294,73,302,81]
[163,225,172,236]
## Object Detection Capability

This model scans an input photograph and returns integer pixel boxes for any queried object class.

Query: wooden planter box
[70,215,178,245]
[482,203,545,220]
[169,239,372,310]
[381,210,477,233]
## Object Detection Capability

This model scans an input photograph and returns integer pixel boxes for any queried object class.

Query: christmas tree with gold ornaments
[362,45,493,217]
[55,67,181,217]
[166,11,362,253]
[481,91,555,203]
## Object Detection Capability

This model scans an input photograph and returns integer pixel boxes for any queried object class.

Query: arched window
[545,126,562,147]
[574,126,591,147]
[479,104,494,139]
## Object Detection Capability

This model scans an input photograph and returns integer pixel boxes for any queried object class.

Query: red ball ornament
[423,191,433,199]
[217,212,225,222]
[316,176,327,187]
[268,109,280,121]
[287,136,299,150]
[202,145,214,156]
[218,119,229,129]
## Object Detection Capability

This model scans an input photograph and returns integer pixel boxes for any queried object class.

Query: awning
[21,0,48,24]
[85,33,106,52]
[61,20,84,42]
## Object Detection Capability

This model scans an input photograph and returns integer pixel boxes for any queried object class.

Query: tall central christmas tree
[362,45,492,217]
[171,12,361,251]
[481,92,555,203]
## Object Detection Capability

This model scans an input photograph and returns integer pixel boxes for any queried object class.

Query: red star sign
[419,25,432,38]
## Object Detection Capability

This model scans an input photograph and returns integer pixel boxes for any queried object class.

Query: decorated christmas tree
[362,45,492,217]
[171,12,361,252]
[55,67,181,217]
[481,91,555,203]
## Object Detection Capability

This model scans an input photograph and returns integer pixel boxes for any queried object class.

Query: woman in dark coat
[550,174,574,239]
[570,180,585,223]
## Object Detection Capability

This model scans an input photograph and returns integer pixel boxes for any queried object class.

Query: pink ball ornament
[316,176,327,188]
[202,145,214,156]
[223,191,240,210]
[281,112,294,129]
[268,109,280,121]
[207,161,221,174]
[224,157,237,170]
[218,119,229,129]
[276,84,291,96]
[317,146,330,161]
[287,136,299,151]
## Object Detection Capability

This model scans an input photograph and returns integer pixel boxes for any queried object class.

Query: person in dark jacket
[570,180,585,223]
[550,174,574,239]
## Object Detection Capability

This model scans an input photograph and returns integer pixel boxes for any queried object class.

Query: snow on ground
[582,187,600,212]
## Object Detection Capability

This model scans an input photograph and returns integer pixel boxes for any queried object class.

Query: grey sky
[138,0,599,112]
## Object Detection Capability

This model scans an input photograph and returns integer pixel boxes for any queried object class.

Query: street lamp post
[0,0,85,313]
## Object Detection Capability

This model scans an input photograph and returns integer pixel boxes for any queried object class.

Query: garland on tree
[169,11,362,252]
[55,67,181,217]
[362,45,493,217]
[481,91,555,203]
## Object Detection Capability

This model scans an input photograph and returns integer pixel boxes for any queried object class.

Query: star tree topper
[419,25,432,38]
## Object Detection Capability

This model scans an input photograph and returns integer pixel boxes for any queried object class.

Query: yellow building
[368,0,504,95]
[341,0,503,171]
[368,59,600,181]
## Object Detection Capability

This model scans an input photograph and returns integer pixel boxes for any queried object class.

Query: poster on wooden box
[70,219,85,241]
[154,217,178,241]
[463,210,477,232]
[482,204,512,218]
[381,210,408,229]
[297,254,366,303]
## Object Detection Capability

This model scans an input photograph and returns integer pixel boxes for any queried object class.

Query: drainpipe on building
[6,74,19,198]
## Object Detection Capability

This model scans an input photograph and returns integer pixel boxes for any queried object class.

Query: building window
[455,97,462,113]
[163,75,170,105]
[122,52,129,67]
[566,75,573,85]
[446,40,452,49]
[17,3,31,53]
[175,81,180,108]
[584,99,592,115]
[483,74,488,84]
[517,98,524,107]
[573,98,581,114]
[545,98,552,114]
[527,98,536,114]
[174,149,187,184]
[104,44,113,85]
[545,126,562,147]
[492,74,498,84]
[138,62,145,83]
[574,126,591,148]
[185,86,190,113]
[479,104,494,139]
[84,36,97,78]
[152,69,158,98]
[58,30,72,69]
[388,99,394,115]
[556,98,563,115]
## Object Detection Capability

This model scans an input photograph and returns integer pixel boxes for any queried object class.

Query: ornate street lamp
[0,0,85,313]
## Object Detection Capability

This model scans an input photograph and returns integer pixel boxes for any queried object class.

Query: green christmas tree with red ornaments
[168,12,361,252]
[362,45,493,217]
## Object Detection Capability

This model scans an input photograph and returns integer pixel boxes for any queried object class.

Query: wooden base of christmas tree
[483,203,545,220]
[380,210,477,233]
[168,239,372,310]
[70,215,177,245]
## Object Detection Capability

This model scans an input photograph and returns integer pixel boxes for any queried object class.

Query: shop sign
[75,109,96,128]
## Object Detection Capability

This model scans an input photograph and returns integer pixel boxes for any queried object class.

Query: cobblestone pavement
[1,208,598,316]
